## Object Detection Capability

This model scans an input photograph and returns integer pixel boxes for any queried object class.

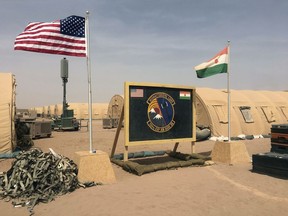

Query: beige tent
[32,103,109,119]
[107,94,124,119]
[0,73,17,154]
[196,88,288,137]
[67,103,108,119]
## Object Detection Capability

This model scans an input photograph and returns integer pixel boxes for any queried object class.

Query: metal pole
[86,11,94,153]
[61,57,68,117]
[227,40,231,141]
[63,76,67,116]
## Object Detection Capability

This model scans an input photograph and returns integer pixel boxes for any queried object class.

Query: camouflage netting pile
[0,148,84,215]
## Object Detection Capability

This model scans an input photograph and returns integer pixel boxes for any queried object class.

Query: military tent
[196,88,288,137]
[32,103,108,119]
[0,73,17,154]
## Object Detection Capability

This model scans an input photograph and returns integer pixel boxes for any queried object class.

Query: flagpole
[227,40,231,141]
[85,11,94,153]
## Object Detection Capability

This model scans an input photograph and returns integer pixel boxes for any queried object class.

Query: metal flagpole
[227,40,231,141]
[85,11,94,153]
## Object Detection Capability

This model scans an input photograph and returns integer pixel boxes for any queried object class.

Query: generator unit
[17,118,52,139]
[52,110,79,131]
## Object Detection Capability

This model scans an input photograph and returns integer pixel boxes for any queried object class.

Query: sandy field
[1,120,288,216]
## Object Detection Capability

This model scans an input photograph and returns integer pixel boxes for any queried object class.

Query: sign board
[124,82,196,146]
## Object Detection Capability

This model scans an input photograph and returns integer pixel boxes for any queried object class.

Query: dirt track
[1,120,288,216]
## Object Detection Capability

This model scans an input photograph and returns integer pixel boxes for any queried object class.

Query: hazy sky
[1,0,288,108]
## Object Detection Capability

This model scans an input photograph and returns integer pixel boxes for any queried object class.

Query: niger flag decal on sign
[194,46,228,78]
[179,91,191,100]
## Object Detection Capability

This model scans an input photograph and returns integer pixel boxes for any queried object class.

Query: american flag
[14,15,86,57]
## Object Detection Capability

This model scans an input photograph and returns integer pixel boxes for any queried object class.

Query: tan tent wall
[196,88,288,137]
[30,107,43,116]
[67,103,108,119]
[0,73,16,154]
[31,103,108,119]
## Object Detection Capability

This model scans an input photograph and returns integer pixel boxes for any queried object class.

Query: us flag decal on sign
[130,88,144,98]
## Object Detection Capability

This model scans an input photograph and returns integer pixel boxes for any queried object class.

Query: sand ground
[1,120,288,216]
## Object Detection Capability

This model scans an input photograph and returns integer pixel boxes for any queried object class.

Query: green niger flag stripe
[196,63,228,78]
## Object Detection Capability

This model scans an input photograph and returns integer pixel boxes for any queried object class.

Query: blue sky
[1,0,288,108]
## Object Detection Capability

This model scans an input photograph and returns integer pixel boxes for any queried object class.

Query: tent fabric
[31,103,109,119]
[0,73,16,154]
[196,88,288,137]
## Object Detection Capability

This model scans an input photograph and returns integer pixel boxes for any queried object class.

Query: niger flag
[195,46,229,78]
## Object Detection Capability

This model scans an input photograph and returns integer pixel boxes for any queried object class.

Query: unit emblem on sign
[146,92,175,133]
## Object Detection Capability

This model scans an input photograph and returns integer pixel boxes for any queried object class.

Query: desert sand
[1,120,288,216]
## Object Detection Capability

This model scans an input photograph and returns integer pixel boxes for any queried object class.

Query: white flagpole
[85,11,94,153]
[227,40,231,141]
